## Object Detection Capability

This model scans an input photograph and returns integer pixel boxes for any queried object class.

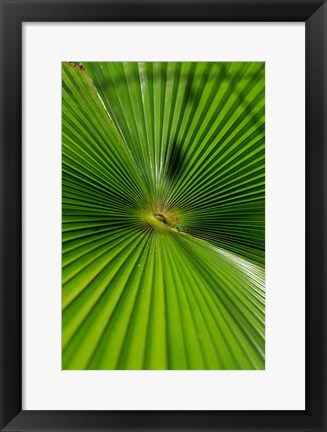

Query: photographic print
[62,61,265,370]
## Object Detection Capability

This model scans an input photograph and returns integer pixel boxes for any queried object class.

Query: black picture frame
[1,0,326,431]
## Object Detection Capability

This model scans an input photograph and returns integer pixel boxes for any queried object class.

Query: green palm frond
[62,61,265,370]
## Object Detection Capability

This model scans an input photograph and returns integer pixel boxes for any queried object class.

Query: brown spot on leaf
[65,62,86,74]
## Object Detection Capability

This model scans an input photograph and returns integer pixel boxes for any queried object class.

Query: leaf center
[153,213,167,224]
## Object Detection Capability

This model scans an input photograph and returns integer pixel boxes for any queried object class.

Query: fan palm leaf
[62,61,265,370]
